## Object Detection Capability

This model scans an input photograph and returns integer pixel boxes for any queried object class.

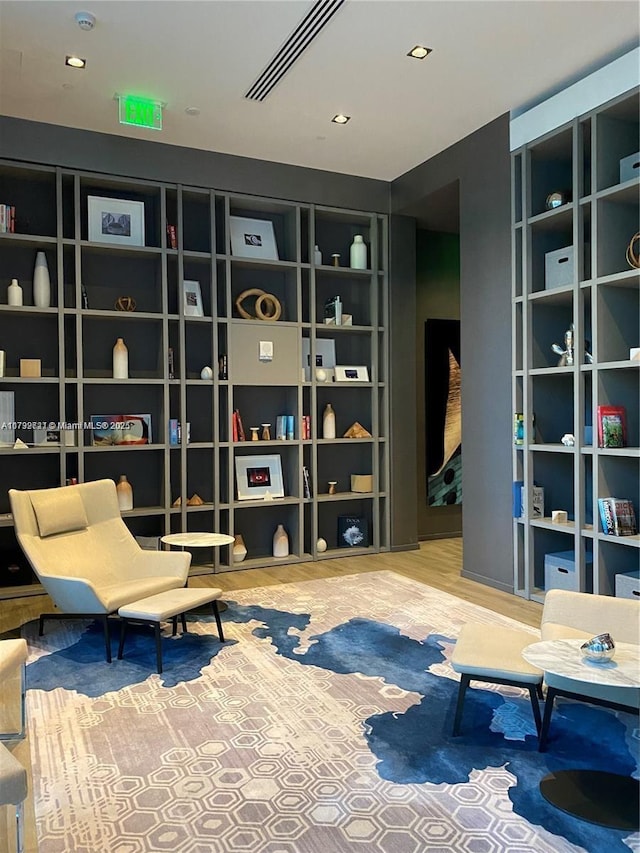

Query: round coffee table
[161,532,235,610]
[523,638,640,830]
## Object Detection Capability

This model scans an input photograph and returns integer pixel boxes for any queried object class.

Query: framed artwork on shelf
[334,365,370,382]
[87,196,145,246]
[597,405,627,448]
[230,216,279,260]
[90,414,152,446]
[182,280,204,317]
[235,454,284,500]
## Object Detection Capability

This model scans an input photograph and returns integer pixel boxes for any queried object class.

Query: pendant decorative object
[273,523,289,558]
[116,475,133,511]
[113,337,129,379]
[322,403,336,439]
[349,235,367,270]
[33,251,51,308]
[233,533,248,563]
[7,278,23,306]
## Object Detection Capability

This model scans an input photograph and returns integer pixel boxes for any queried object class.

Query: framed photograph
[90,414,152,446]
[230,216,279,260]
[88,196,145,246]
[302,338,336,381]
[182,280,204,317]
[334,365,370,382]
[235,454,284,500]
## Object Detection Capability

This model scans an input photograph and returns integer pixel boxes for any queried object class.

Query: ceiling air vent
[245,0,345,102]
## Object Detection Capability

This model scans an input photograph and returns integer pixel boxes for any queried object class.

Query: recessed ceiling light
[332,114,350,125]
[185,106,201,116]
[407,45,432,59]
[65,55,86,68]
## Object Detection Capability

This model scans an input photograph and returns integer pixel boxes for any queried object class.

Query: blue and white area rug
[24,571,638,853]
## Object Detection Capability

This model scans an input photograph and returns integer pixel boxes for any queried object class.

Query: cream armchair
[539,588,640,750]
[9,479,190,662]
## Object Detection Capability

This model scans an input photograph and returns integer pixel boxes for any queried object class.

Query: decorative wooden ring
[255,292,282,321]
[235,288,266,320]
[235,288,282,321]
[115,296,136,311]
[626,232,640,269]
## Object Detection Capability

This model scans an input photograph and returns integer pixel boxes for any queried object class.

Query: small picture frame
[235,454,284,501]
[230,216,279,260]
[334,365,370,382]
[182,280,204,317]
[87,196,145,246]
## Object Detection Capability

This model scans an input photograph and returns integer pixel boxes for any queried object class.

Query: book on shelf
[276,415,287,441]
[218,354,228,380]
[597,405,627,448]
[518,484,544,518]
[302,414,311,440]
[233,409,245,442]
[286,415,294,441]
[598,497,638,536]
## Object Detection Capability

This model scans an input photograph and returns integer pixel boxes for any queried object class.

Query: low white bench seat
[117,587,225,673]
[450,623,543,738]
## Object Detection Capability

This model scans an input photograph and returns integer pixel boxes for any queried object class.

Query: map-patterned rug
[24,571,638,853]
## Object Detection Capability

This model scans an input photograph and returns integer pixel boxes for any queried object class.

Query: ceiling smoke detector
[75,11,96,31]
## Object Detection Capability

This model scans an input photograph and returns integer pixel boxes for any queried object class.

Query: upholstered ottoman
[0,742,28,853]
[117,587,225,673]
[450,623,543,738]
[0,639,28,741]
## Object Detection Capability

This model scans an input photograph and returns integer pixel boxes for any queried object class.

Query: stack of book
[0,204,16,233]
[598,497,638,536]
[276,415,295,440]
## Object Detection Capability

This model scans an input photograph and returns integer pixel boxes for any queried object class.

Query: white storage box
[545,245,574,289]
[615,570,640,600]
[544,550,592,592]
[619,151,640,184]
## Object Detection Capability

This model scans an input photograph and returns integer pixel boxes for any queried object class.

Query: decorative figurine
[561,434,575,446]
[261,423,271,440]
[250,427,260,441]
[328,481,337,495]
[551,323,574,366]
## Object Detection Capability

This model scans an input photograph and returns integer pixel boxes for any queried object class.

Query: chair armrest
[35,573,108,614]
[132,549,191,582]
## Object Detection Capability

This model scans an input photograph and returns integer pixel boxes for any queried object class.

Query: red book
[232,412,238,443]
[234,409,245,442]
[597,405,627,448]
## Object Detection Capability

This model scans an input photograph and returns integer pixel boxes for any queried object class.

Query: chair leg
[171,616,178,636]
[38,615,45,637]
[212,600,225,643]
[16,799,24,853]
[536,683,544,700]
[117,620,128,661]
[99,614,111,663]
[180,613,188,634]
[527,684,542,735]
[539,685,557,752]
[155,624,163,674]
[452,674,470,736]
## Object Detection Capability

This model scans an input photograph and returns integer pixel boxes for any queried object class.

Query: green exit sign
[118,96,163,130]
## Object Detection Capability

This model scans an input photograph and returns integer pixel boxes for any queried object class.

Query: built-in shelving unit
[512,87,639,601]
[0,162,390,596]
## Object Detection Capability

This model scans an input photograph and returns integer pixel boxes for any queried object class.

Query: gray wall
[391,115,513,591]
[416,230,462,540]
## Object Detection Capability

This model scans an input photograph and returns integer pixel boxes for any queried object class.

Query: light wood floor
[0,539,543,852]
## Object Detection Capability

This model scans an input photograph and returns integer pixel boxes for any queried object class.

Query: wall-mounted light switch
[259,340,273,362]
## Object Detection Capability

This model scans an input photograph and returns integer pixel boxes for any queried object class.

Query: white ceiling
[0,0,638,181]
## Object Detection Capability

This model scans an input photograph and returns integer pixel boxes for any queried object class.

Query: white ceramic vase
[314,245,323,265]
[116,475,133,511]
[349,235,367,270]
[273,524,289,558]
[113,337,129,379]
[233,533,247,563]
[322,403,336,439]
[33,251,51,308]
[7,278,23,306]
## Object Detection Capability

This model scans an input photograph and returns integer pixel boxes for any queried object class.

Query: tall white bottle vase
[273,524,289,558]
[314,245,323,265]
[7,278,23,306]
[349,235,367,270]
[322,403,336,439]
[113,337,129,379]
[33,251,51,308]
[116,475,134,511]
